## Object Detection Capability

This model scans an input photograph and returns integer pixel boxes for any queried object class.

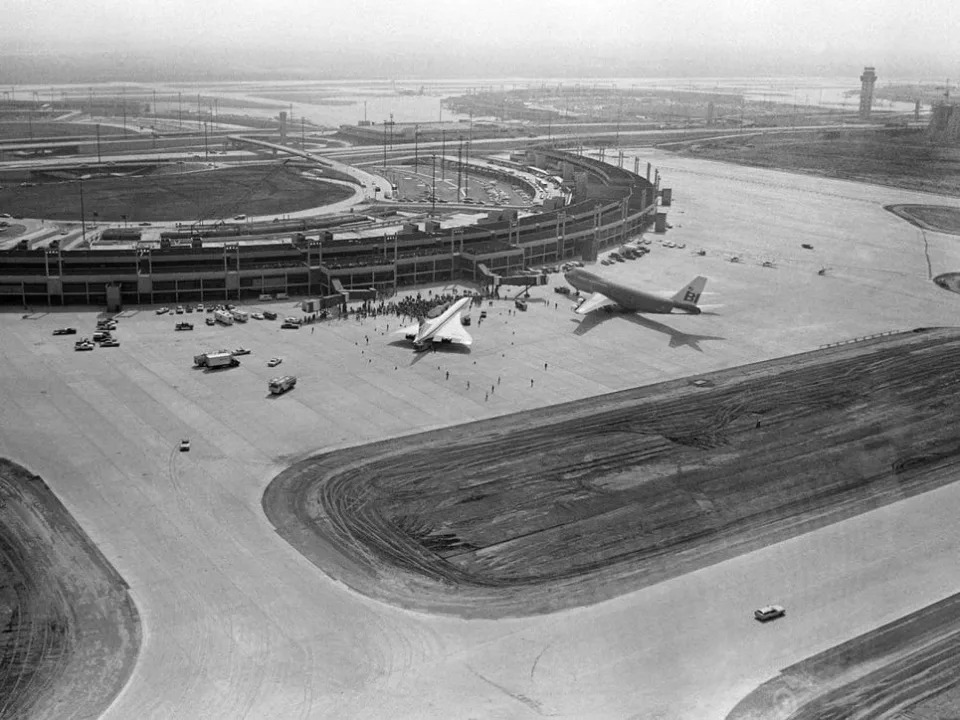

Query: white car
[179,439,191,452]
[266,357,282,367]
[250,313,263,320]
[754,605,786,622]
[156,307,169,315]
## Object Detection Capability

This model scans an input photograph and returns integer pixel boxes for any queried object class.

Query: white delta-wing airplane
[565,268,708,315]
[395,296,474,351]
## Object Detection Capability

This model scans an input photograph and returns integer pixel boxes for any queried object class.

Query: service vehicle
[179,439,191,452]
[194,351,240,369]
[232,347,251,356]
[266,357,282,367]
[214,309,234,326]
[268,375,297,395]
[175,322,193,331]
[230,309,249,323]
[554,286,571,295]
[515,299,528,311]
[754,605,786,622]
[52,328,77,335]
[74,341,94,351]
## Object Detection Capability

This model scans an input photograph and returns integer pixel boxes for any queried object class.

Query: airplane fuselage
[565,269,701,314]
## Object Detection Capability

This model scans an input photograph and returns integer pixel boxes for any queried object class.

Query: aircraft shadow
[572,311,724,351]
[386,340,473,366]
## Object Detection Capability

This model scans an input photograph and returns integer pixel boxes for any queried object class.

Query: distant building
[859,67,877,118]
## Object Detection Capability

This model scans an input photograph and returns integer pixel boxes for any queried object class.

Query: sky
[4,0,959,79]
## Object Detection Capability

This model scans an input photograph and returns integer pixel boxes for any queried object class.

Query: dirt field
[887,204,960,235]
[264,327,960,618]
[675,129,960,197]
[0,164,354,221]
[0,459,139,719]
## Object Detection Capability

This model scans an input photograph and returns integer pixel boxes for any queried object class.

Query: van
[515,299,527,311]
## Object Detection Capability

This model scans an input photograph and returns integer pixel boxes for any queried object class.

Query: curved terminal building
[0,149,660,307]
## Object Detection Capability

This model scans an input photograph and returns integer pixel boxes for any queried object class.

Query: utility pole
[178,92,182,128]
[441,130,446,180]
[382,119,387,172]
[96,124,101,164]
[431,154,437,215]
[414,125,419,171]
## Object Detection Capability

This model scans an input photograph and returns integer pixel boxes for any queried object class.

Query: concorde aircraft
[564,268,708,315]
[395,296,474,351]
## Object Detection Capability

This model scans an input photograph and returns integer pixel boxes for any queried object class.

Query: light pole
[431,154,437,215]
[78,176,87,244]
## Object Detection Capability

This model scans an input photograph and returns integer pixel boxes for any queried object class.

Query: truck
[214,309,234,326]
[194,351,240,369]
[230,309,249,323]
[268,375,297,395]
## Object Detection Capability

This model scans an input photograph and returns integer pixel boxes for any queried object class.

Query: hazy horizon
[3,0,958,83]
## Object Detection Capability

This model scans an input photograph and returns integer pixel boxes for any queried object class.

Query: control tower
[859,67,877,118]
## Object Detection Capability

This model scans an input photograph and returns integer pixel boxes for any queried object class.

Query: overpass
[227,135,392,201]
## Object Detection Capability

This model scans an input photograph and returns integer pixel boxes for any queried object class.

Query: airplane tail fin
[671,276,707,306]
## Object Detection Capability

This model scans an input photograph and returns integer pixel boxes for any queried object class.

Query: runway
[3,153,960,718]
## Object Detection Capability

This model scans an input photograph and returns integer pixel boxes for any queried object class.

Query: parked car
[156,307,169,315]
[250,312,263,320]
[267,357,283,367]
[99,339,120,347]
[280,322,300,329]
[74,341,94,351]
[179,439,191,452]
[232,347,251,356]
[754,605,786,622]
[554,286,571,295]
[175,322,193,331]
[52,328,77,335]
[175,306,184,314]
[205,317,215,326]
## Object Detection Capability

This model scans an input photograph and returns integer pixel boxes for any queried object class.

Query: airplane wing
[575,292,617,315]
[432,310,473,345]
[395,323,422,340]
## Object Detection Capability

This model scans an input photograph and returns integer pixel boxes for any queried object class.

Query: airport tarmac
[3,154,960,719]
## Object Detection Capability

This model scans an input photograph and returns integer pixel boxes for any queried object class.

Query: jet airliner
[564,269,708,315]
[395,297,474,351]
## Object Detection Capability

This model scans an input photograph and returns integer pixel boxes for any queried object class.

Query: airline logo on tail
[671,276,707,308]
